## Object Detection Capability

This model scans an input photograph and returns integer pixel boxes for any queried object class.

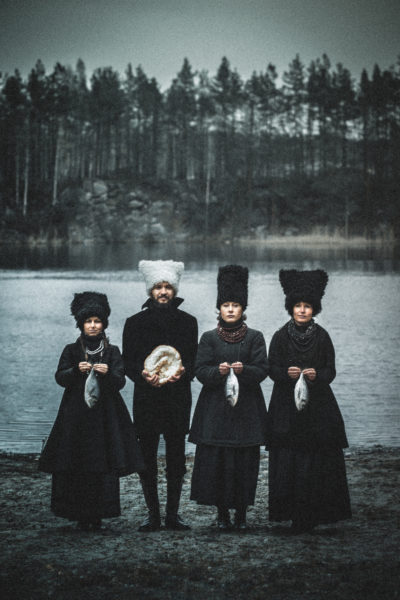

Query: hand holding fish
[219,362,230,375]
[92,363,109,375]
[231,361,243,374]
[288,366,301,379]
[79,361,92,373]
[302,368,316,381]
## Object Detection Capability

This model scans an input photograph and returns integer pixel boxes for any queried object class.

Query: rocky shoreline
[1,447,399,599]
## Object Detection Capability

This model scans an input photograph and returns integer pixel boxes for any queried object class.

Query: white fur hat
[138,260,185,295]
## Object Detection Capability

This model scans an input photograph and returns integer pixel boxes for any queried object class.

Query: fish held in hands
[225,367,239,407]
[294,372,309,411]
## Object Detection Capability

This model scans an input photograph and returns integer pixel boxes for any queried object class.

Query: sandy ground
[0,447,399,600]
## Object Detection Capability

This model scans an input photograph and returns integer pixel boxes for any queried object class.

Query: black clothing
[38,338,143,521]
[189,326,268,509]
[122,297,198,438]
[51,472,120,521]
[268,446,351,526]
[138,431,186,480]
[267,321,351,525]
[189,328,268,447]
[122,296,198,525]
[191,445,260,508]
[267,322,348,450]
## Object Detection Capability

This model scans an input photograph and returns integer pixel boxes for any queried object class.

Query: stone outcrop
[65,179,192,244]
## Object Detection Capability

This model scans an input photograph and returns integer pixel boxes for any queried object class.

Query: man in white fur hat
[123,260,198,531]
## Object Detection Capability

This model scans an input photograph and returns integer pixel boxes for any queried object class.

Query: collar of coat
[141,296,184,310]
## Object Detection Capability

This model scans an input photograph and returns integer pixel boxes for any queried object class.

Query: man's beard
[152,297,173,309]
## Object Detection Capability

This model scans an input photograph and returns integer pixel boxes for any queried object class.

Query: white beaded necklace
[86,339,105,355]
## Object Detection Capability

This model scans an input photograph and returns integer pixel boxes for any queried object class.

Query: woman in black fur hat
[189,266,268,530]
[38,291,144,530]
[267,270,351,534]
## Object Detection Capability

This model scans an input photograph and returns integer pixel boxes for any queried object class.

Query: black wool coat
[267,322,349,450]
[189,327,269,447]
[38,339,144,476]
[122,297,198,437]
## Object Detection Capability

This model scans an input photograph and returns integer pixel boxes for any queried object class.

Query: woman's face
[83,316,104,336]
[220,302,243,323]
[293,302,313,325]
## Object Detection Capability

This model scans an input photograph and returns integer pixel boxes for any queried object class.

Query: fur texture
[70,291,111,330]
[279,269,328,315]
[217,264,249,310]
[138,260,185,295]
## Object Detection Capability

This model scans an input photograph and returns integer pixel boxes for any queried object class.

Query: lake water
[0,241,399,453]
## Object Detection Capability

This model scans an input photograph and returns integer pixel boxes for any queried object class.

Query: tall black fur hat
[279,269,328,316]
[217,265,249,310]
[70,291,111,330]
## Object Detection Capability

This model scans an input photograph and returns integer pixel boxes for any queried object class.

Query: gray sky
[1,0,399,88]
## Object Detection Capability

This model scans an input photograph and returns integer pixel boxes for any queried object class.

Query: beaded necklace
[217,321,248,344]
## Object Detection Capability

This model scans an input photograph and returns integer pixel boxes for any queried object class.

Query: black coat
[38,339,144,476]
[267,322,349,449]
[189,327,269,447]
[122,297,198,437]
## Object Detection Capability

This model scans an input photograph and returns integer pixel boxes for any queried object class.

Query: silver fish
[225,367,239,407]
[294,372,309,411]
[84,368,100,408]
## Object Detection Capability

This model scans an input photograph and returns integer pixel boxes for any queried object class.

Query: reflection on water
[0,242,399,453]
[1,240,399,273]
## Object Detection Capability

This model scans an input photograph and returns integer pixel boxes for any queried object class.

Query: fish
[294,372,309,411]
[225,367,239,407]
[84,368,100,408]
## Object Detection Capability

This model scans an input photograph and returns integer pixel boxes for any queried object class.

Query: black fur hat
[279,269,328,316]
[70,291,111,330]
[217,265,249,310]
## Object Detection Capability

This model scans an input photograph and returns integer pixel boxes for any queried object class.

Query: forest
[0,54,399,243]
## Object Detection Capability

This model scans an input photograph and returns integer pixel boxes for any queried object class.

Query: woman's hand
[79,361,92,374]
[288,366,301,379]
[302,368,316,381]
[142,369,161,387]
[168,366,185,383]
[93,363,109,375]
[231,361,243,374]
[219,362,230,375]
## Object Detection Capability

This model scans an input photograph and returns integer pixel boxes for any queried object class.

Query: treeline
[1,54,400,239]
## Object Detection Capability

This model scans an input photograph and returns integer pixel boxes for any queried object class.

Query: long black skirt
[51,472,120,521]
[268,446,352,525]
[190,444,260,508]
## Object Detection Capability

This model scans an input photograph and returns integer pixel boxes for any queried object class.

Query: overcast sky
[1,0,399,89]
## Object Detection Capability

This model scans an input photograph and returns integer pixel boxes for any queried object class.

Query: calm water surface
[0,242,399,453]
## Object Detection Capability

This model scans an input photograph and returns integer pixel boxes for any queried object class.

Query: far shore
[1,234,398,249]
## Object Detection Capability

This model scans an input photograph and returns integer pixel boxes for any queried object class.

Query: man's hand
[167,366,185,383]
[142,369,161,387]
[231,361,243,374]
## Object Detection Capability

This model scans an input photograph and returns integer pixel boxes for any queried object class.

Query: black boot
[138,475,161,532]
[234,506,247,530]
[165,476,190,530]
[217,506,231,531]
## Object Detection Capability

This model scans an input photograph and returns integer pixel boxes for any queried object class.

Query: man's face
[151,281,175,304]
